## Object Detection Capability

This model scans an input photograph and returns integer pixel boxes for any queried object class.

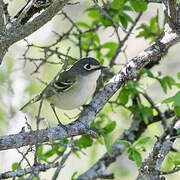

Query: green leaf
[159,79,168,93]
[173,160,180,166]
[136,16,162,43]
[133,150,142,167]
[141,68,154,78]
[175,83,180,89]
[12,162,21,170]
[174,91,180,107]
[88,8,99,18]
[104,121,116,134]
[150,17,156,30]
[140,106,153,124]
[71,172,78,180]
[174,106,180,116]
[120,12,134,25]
[38,146,43,156]
[44,146,59,159]
[117,140,131,147]
[135,137,150,147]
[123,5,133,11]
[101,42,118,58]
[128,150,142,167]
[111,0,127,10]
[177,128,180,135]
[130,1,147,12]
[76,22,89,29]
[119,15,128,29]
[100,16,112,27]
[76,135,93,148]
[119,89,129,104]
[104,134,112,155]
[101,42,118,49]
[163,76,176,89]
[163,96,174,104]
[177,72,180,80]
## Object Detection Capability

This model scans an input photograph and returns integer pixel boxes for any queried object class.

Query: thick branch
[137,118,180,180]
[0,0,70,64]
[0,109,174,179]
[0,120,98,151]
[77,110,175,180]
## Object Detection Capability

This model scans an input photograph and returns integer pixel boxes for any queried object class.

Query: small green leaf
[45,146,60,158]
[133,150,142,167]
[104,121,116,134]
[140,106,153,124]
[71,172,78,180]
[174,106,180,116]
[88,9,99,18]
[111,0,127,10]
[175,83,180,89]
[173,160,180,166]
[177,128,180,135]
[119,15,128,29]
[174,91,180,107]
[12,162,21,170]
[130,1,147,12]
[76,135,93,148]
[159,79,167,93]
[163,76,176,89]
[38,146,43,156]
[163,96,174,104]
[76,22,89,29]
[104,134,112,155]
[101,42,118,58]
[177,72,180,80]
[117,140,131,147]
[100,17,112,27]
[119,89,129,104]
[135,137,150,146]
[140,68,154,78]
[101,42,118,49]
[120,12,134,25]
[128,150,142,167]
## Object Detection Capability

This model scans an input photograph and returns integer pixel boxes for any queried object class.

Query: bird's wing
[20,70,76,111]
[53,78,76,92]
[52,70,77,92]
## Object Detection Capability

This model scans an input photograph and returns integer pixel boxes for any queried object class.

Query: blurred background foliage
[0,0,180,179]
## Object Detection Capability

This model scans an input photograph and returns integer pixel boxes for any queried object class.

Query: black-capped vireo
[20,57,106,125]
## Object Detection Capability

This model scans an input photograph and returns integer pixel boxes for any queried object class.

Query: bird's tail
[20,94,42,111]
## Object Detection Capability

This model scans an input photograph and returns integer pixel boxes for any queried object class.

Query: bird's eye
[84,64,91,70]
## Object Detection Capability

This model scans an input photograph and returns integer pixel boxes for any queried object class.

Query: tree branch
[136,0,162,2]
[77,110,175,180]
[0,0,5,33]
[0,110,174,179]
[137,117,180,180]
[0,161,60,179]
[0,0,70,64]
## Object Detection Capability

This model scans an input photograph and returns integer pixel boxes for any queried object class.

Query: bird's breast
[47,70,101,110]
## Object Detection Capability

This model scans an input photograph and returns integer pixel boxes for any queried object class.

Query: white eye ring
[84,64,91,70]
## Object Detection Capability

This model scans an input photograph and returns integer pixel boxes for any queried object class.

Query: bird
[20,57,106,126]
